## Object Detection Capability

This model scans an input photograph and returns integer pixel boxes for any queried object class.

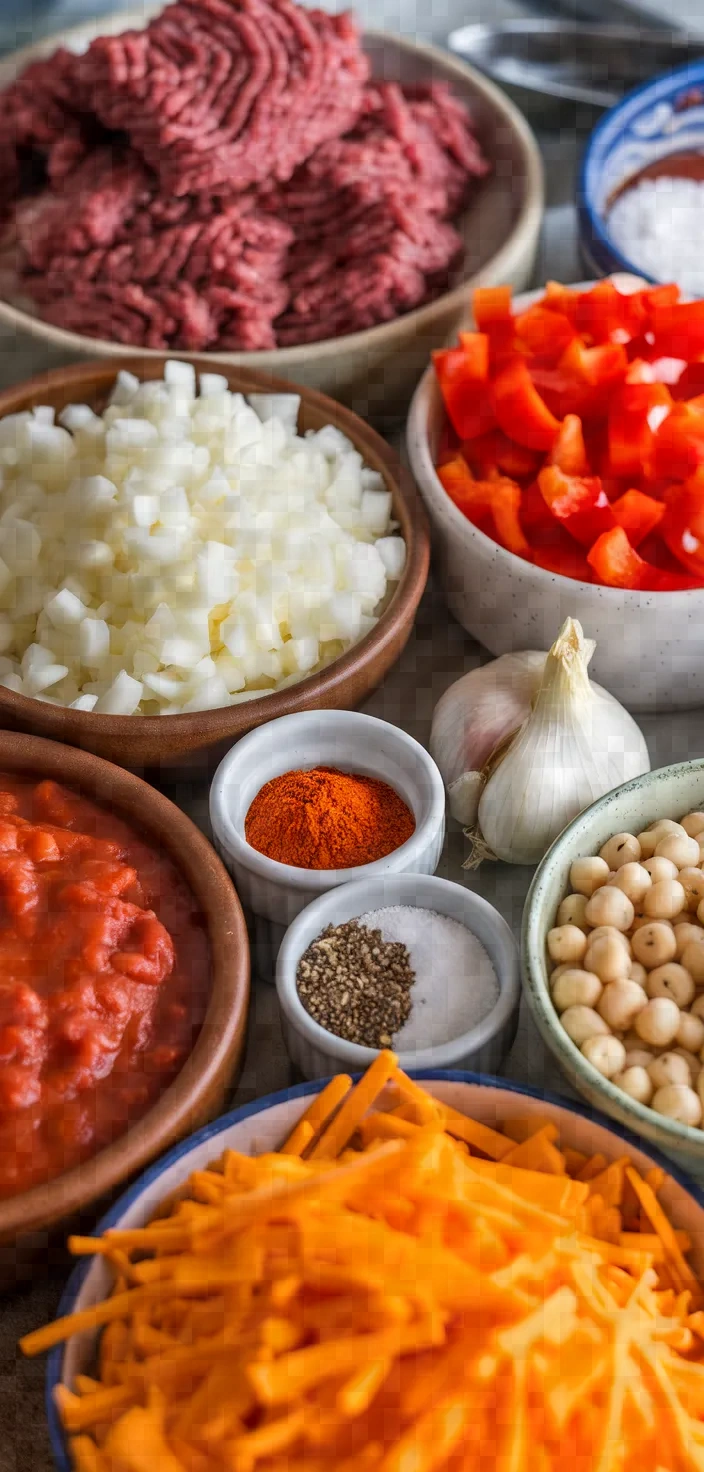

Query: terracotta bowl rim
[0,728,250,1238]
[0,23,544,364]
[0,356,430,753]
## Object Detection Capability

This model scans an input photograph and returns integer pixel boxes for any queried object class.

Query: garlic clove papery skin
[477,619,650,866]
[429,651,545,824]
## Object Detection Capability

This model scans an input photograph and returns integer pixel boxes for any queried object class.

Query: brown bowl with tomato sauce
[0,730,249,1276]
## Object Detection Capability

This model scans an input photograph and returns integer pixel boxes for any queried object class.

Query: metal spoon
[448,18,704,109]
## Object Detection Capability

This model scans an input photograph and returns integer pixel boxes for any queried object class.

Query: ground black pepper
[296,919,416,1048]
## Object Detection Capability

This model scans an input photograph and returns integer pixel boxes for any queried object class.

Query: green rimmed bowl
[522,759,704,1172]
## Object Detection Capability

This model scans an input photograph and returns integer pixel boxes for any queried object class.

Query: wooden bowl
[0,730,249,1271]
[0,21,544,426]
[0,357,430,771]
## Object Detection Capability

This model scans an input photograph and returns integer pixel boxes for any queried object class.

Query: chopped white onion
[0,367,403,714]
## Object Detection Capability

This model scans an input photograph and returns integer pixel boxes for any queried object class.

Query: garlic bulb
[430,618,650,866]
[429,651,545,825]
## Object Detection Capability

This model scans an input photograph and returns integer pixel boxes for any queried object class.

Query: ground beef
[0,0,490,351]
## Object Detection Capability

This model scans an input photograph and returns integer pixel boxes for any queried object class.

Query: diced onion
[0,365,404,715]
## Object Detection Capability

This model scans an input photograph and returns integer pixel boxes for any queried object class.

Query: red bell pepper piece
[472,286,515,362]
[473,286,512,330]
[436,456,491,518]
[531,530,593,583]
[513,305,575,360]
[432,348,495,441]
[671,362,704,400]
[538,465,616,547]
[661,477,704,580]
[549,414,590,476]
[650,301,704,359]
[521,479,559,539]
[651,402,704,481]
[642,283,680,312]
[575,280,645,345]
[587,526,644,588]
[541,281,580,320]
[590,522,701,590]
[611,489,665,547]
[458,331,489,381]
[606,382,672,479]
[492,359,561,451]
[558,337,629,388]
[462,431,539,481]
[486,478,531,559]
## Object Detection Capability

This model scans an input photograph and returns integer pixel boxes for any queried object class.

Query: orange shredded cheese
[20,1056,704,1472]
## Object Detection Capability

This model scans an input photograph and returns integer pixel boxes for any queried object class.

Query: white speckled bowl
[523,758,704,1170]
[276,873,520,1079]
[45,1070,704,1472]
[406,275,704,712]
[209,711,446,981]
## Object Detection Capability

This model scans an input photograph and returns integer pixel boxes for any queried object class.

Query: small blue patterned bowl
[579,61,704,285]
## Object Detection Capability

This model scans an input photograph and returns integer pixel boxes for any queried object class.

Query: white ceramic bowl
[0,20,543,425]
[45,1069,704,1472]
[209,711,446,979]
[276,872,520,1079]
[406,274,704,712]
[523,757,704,1170]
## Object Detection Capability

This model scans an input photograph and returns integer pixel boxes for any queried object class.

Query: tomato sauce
[0,776,209,1197]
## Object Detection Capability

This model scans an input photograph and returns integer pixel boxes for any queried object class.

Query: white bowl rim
[406,273,704,605]
[209,709,446,890]
[0,20,544,364]
[522,755,704,1146]
[275,872,521,1069]
[45,1065,704,1472]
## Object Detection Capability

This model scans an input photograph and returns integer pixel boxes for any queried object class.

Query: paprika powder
[244,766,415,870]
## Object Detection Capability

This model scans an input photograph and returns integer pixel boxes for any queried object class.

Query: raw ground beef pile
[0,0,490,351]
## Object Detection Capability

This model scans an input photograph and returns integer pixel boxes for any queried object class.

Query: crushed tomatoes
[0,777,209,1198]
[433,279,704,590]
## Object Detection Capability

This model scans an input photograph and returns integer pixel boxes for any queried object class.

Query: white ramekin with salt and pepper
[276,873,520,1079]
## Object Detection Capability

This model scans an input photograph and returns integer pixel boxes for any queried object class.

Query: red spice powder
[244,766,415,869]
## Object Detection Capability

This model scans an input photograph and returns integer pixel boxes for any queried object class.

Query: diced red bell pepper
[472,286,512,330]
[541,281,580,320]
[513,305,575,360]
[611,489,665,547]
[661,477,704,579]
[606,382,673,479]
[458,331,489,381]
[651,301,704,359]
[651,402,704,481]
[642,283,681,312]
[625,358,656,384]
[521,479,559,539]
[558,337,629,388]
[436,416,460,467]
[587,526,644,588]
[491,359,561,451]
[671,362,704,400]
[590,522,702,590]
[538,465,616,547]
[531,529,593,583]
[472,286,515,362]
[486,478,531,559]
[549,414,590,476]
[462,431,539,481]
[575,280,645,346]
[432,348,496,441]
[436,456,490,517]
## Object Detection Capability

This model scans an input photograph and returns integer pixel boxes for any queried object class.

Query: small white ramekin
[209,710,446,980]
[276,872,520,1079]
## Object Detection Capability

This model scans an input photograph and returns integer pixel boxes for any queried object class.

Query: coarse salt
[608,176,704,297]
[357,905,499,1053]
